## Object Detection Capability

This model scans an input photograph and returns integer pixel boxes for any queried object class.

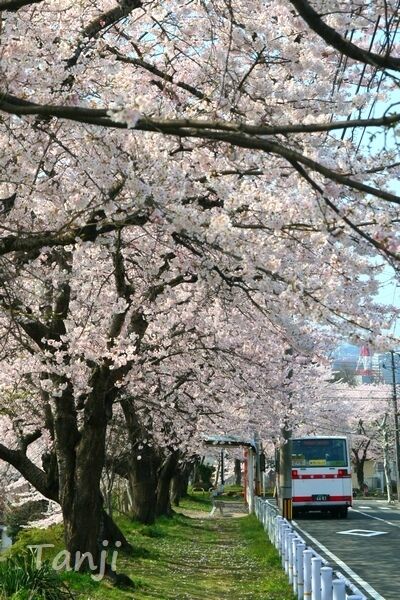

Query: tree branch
[0,0,42,11]
[66,0,143,68]
[0,442,57,500]
[1,93,400,205]
[289,0,400,71]
[0,210,149,258]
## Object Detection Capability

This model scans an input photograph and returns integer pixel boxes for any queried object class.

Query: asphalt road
[293,499,400,600]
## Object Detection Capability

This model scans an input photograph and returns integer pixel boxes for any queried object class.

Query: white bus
[291,436,352,518]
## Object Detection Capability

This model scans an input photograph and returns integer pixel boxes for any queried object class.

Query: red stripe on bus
[293,496,352,502]
[291,473,351,479]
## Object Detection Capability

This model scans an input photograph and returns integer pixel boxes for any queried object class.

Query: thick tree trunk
[102,509,132,550]
[0,442,131,555]
[55,370,109,568]
[156,452,179,517]
[170,474,181,507]
[234,458,242,486]
[171,462,191,506]
[121,398,161,524]
[127,451,159,524]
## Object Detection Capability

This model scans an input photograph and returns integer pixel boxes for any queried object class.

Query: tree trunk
[156,452,179,517]
[55,369,109,568]
[102,509,131,550]
[127,451,159,524]
[0,442,131,555]
[355,458,365,490]
[352,443,370,490]
[170,462,191,507]
[120,398,161,524]
[382,419,393,502]
[234,458,242,486]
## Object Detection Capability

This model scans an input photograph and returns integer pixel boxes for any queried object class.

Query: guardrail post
[311,556,322,600]
[296,542,305,599]
[279,519,287,556]
[278,519,285,556]
[283,526,291,572]
[274,515,280,548]
[303,549,313,599]
[255,497,366,600]
[270,510,276,542]
[287,532,296,584]
[332,579,346,600]
[292,537,300,594]
[276,516,283,550]
[321,566,333,600]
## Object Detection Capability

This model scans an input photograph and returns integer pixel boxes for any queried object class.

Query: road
[293,499,400,600]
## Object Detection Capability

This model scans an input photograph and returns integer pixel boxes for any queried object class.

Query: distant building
[332,344,400,385]
[352,458,397,493]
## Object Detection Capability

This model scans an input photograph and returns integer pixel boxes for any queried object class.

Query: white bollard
[303,549,313,599]
[321,566,333,600]
[311,556,322,600]
[288,533,296,584]
[276,517,283,550]
[332,579,346,600]
[283,526,291,572]
[292,537,300,594]
[282,526,289,567]
[296,542,305,600]
[278,520,284,555]
[274,516,280,548]
[280,520,289,558]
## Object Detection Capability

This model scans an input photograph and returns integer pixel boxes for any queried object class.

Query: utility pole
[390,351,400,502]
[278,347,293,520]
[279,423,293,519]
[220,449,225,486]
[254,431,262,496]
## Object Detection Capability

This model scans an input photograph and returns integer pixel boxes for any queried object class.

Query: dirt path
[124,512,295,600]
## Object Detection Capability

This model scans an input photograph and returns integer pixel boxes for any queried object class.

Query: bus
[291,436,352,518]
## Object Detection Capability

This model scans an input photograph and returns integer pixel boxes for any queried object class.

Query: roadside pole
[279,424,293,520]
[390,351,400,502]
[254,431,262,496]
[279,347,293,520]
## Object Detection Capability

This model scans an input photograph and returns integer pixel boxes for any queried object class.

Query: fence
[255,497,367,600]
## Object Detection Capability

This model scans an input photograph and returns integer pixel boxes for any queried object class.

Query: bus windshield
[292,438,348,468]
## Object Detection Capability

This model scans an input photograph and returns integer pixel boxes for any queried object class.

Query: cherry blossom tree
[0,0,399,571]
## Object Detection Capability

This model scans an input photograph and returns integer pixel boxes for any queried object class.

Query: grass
[0,552,72,600]
[177,492,213,513]
[6,494,295,600]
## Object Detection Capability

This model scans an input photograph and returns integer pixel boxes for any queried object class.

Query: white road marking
[336,529,388,537]
[379,507,391,510]
[359,506,372,509]
[293,521,386,600]
[350,507,399,528]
